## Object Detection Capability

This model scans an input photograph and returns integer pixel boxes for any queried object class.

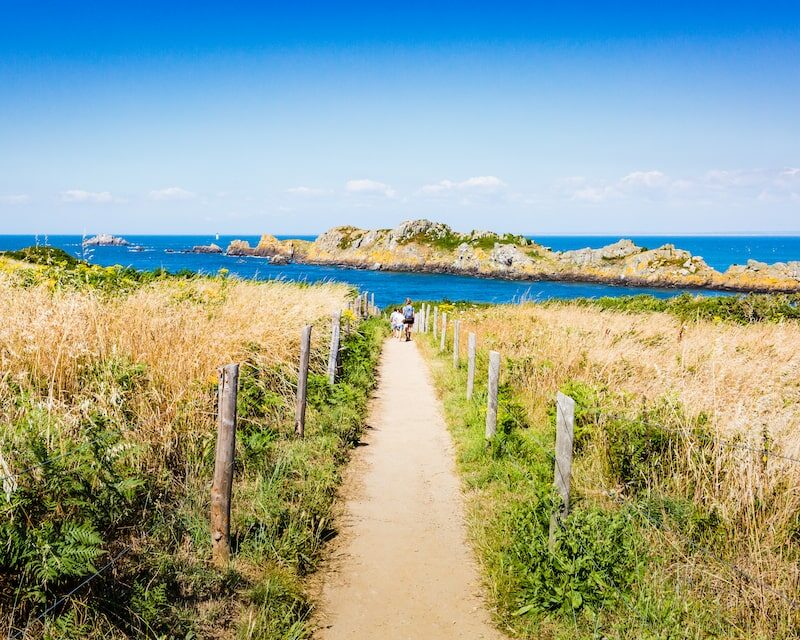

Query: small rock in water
[190,243,223,254]
[83,234,129,247]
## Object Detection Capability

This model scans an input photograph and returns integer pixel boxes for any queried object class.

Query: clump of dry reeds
[446,301,800,636]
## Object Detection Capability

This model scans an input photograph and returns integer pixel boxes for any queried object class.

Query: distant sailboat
[215,232,220,240]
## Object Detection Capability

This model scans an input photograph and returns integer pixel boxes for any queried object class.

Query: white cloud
[61,189,117,204]
[620,170,670,188]
[562,167,800,205]
[287,186,332,196]
[421,175,507,194]
[0,194,30,205]
[345,179,396,198]
[571,186,620,202]
[148,186,196,201]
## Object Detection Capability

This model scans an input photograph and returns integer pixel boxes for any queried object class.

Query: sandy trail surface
[314,337,504,640]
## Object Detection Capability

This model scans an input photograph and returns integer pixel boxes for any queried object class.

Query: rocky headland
[226,220,800,293]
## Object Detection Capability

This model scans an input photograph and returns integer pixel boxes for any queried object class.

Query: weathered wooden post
[485,351,500,439]
[327,311,341,385]
[419,304,425,333]
[424,304,431,333]
[370,292,375,315]
[466,332,476,399]
[211,363,239,566]
[549,392,576,549]
[433,306,439,339]
[452,320,461,368]
[295,325,312,437]
[439,312,447,352]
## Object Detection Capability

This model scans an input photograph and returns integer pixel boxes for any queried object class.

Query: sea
[1,234,799,307]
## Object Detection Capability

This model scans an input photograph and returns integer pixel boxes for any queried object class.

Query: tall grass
[420,300,800,638]
[0,264,384,639]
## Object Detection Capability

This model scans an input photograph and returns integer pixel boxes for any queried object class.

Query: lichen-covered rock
[226,234,292,258]
[453,243,480,270]
[726,260,800,283]
[389,219,452,246]
[489,243,531,270]
[559,239,640,266]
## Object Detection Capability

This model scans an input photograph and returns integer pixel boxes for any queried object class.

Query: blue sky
[1,1,799,235]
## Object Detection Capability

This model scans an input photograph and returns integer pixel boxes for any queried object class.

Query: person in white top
[389,308,404,339]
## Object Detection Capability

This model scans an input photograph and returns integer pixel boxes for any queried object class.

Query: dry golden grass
[457,303,800,444]
[0,274,350,455]
[446,302,800,636]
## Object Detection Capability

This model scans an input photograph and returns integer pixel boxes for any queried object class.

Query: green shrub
[505,494,642,617]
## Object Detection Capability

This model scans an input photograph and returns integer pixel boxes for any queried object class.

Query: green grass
[417,334,749,639]
[561,292,800,323]
[0,260,387,639]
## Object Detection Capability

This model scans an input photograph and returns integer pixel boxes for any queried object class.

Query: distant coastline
[219,220,800,294]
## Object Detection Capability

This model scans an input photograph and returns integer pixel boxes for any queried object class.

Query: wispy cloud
[421,175,506,194]
[561,168,800,205]
[61,189,118,204]
[287,186,333,197]
[620,170,670,189]
[148,186,196,201]
[345,179,396,198]
[0,194,30,205]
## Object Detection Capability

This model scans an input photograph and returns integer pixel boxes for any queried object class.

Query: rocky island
[83,234,130,247]
[226,220,800,293]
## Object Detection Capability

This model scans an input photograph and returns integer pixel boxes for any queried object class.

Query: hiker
[389,307,404,339]
[401,298,415,341]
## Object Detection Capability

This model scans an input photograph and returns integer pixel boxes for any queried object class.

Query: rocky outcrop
[558,239,640,266]
[725,260,800,286]
[226,234,295,260]
[190,243,223,254]
[83,234,129,247]
[228,220,800,293]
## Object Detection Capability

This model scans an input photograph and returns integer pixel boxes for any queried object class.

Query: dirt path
[314,337,504,640]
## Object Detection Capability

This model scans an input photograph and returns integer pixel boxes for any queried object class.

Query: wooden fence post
[433,306,439,339]
[211,363,239,566]
[295,325,312,437]
[327,311,341,385]
[485,351,500,439]
[425,304,431,333]
[439,312,447,352]
[453,320,461,368]
[466,332,476,400]
[370,292,375,314]
[549,392,576,548]
[419,304,426,333]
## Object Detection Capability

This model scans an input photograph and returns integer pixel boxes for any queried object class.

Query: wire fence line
[7,546,134,640]
[435,320,800,628]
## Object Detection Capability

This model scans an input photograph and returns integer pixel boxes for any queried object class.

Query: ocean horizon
[2,234,799,306]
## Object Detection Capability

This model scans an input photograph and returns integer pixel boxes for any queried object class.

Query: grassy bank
[0,250,386,639]
[418,299,800,639]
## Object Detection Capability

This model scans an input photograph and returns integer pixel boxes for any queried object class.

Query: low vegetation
[565,291,800,323]
[0,249,385,639]
[419,298,800,638]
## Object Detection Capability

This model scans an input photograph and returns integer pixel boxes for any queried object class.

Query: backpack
[403,305,414,320]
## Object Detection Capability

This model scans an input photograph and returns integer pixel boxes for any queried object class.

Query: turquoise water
[2,235,799,307]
